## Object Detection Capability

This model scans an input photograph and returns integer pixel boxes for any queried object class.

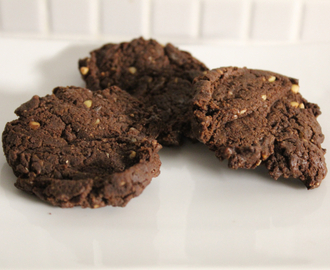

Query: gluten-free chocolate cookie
[191,67,327,189]
[79,37,208,146]
[2,86,162,208]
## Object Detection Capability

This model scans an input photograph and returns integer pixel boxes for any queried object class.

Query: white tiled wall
[0,0,329,44]
[101,0,148,36]
[201,0,246,40]
[250,0,296,41]
[49,0,94,34]
[301,0,330,42]
[0,0,44,33]
[151,0,199,38]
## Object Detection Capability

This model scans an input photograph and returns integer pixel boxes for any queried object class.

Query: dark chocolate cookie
[2,86,162,208]
[79,37,208,146]
[191,67,327,189]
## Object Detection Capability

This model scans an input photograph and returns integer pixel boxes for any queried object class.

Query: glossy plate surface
[0,38,329,270]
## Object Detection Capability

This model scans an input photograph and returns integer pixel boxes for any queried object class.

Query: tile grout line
[90,0,100,39]
[241,0,253,43]
[39,0,50,36]
[290,0,304,42]
[0,0,3,31]
[191,0,201,40]
[198,0,205,42]
[142,0,152,39]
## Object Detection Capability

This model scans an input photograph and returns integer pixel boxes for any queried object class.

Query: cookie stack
[2,37,327,208]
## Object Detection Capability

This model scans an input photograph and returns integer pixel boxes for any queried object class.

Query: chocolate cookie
[191,67,327,189]
[2,86,162,208]
[79,37,208,146]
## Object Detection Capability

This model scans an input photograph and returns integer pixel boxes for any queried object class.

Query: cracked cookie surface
[79,37,209,146]
[191,67,297,143]
[2,86,162,208]
[265,92,326,189]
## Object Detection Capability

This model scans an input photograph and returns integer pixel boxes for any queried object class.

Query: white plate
[0,38,329,270]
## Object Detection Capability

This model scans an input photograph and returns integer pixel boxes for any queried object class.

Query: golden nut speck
[80,67,89,75]
[268,76,276,82]
[84,100,92,108]
[291,84,300,94]
[29,121,40,130]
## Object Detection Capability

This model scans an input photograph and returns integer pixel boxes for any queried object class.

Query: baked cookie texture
[265,92,326,188]
[2,86,162,208]
[191,67,327,189]
[79,37,209,146]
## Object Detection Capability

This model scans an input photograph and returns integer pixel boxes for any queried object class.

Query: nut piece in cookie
[2,86,162,208]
